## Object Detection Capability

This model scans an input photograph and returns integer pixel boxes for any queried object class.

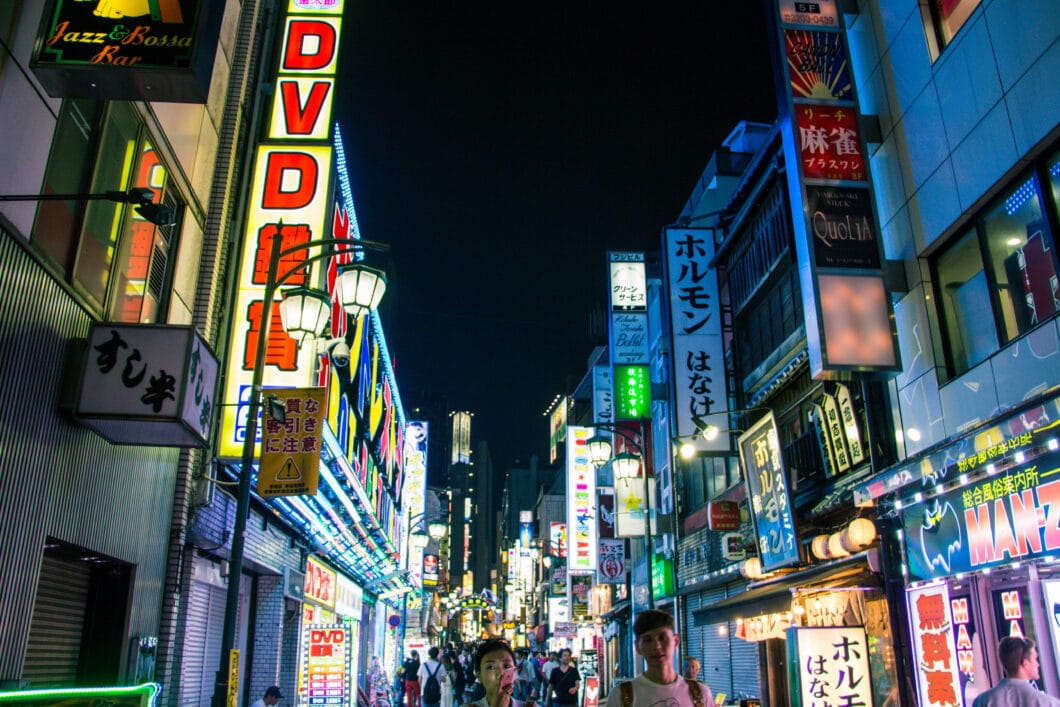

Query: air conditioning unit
[285,568,305,602]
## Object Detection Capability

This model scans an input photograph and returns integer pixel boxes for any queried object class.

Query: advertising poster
[906,583,962,707]
[1044,580,1060,679]
[304,624,351,706]
[569,573,593,620]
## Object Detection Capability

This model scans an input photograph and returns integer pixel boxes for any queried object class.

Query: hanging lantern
[827,532,850,558]
[334,263,387,319]
[586,433,613,467]
[279,286,330,343]
[841,517,878,552]
[741,557,762,579]
[611,452,641,480]
[811,534,831,560]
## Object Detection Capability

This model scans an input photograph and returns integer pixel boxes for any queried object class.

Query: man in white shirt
[973,637,1060,706]
[605,609,713,707]
[419,646,449,707]
[539,652,558,707]
[251,685,282,707]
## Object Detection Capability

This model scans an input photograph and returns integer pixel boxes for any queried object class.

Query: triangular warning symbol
[276,458,302,481]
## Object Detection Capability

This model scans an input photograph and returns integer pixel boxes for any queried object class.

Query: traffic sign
[258,387,325,497]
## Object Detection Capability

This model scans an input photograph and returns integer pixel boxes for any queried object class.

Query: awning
[601,599,631,621]
[692,551,880,626]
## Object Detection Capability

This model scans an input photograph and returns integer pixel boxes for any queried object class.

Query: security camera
[330,340,351,367]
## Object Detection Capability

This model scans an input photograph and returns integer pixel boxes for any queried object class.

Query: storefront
[857,393,1060,703]
[299,556,356,707]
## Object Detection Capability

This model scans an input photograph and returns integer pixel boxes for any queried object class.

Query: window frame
[931,157,1060,380]
[31,100,184,323]
[918,0,983,61]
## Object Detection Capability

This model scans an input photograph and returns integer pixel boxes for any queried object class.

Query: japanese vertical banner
[664,227,729,452]
[788,626,873,707]
[767,0,899,376]
[906,583,962,707]
[258,387,325,496]
[566,426,597,572]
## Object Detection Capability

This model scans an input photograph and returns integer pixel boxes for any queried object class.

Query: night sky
[336,3,777,469]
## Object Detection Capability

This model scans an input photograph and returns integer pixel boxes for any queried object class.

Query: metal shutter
[724,582,761,702]
[183,577,228,707]
[22,555,91,687]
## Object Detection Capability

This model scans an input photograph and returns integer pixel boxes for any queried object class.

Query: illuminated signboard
[613,365,650,420]
[569,573,592,620]
[566,426,597,573]
[305,557,336,610]
[787,627,873,707]
[664,227,729,453]
[906,583,962,707]
[303,624,351,707]
[901,449,1060,582]
[403,421,428,587]
[30,0,223,102]
[259,387,325,497]
[739,413,800,571]
[220,0,344,459]
[0,683,160,706]
[767,0,899,376]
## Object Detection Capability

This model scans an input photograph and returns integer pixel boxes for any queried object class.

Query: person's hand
[568,688,577,695]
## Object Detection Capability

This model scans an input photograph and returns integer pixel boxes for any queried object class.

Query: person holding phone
[462,638,530,707]
[548,649,580,707]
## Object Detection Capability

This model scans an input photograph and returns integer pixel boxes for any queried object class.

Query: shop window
[919,0,983,60]
[933,165,1060,378]
[33,101,182,323]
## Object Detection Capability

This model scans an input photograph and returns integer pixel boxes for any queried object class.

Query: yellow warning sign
[258,387,325,497]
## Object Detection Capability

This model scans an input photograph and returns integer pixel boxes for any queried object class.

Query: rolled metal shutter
[22,555,91,688]
[183,576,227,706]
[698,586,730,698]
[724,582,761,701]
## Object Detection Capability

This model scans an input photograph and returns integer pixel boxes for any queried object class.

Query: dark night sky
[336,3,777,469]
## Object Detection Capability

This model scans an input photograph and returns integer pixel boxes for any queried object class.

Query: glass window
[933,161,1060,378]
[936,230,997,375]
[32,102,181,322]
[920,0,982,59]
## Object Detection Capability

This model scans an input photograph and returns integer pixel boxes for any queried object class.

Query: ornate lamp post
[211,232,389,707]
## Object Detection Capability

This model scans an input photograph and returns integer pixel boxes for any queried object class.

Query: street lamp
[585,422,653,609]
[693,407,772,445]
[0,187,177,226]
[210,231,389,707]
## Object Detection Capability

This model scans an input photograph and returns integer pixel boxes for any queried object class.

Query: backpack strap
[684,678,703,707]
[427,663,439,678]
[619,681,633,707]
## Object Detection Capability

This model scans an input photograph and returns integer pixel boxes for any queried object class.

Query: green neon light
[614,365,650,420]
[0,682,160,705]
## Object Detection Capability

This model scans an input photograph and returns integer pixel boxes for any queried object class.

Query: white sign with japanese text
[789,626,872,707]
[664,227,729,453]
[78,323,218,447]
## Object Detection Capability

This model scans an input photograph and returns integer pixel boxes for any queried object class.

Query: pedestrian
[420,646,449,707]
[250,686,283,707]
[547,649,580,707]
[539,651,558,707]
[515,650,536,702]
[404,650,423,707]
[462,637,526,707]
[682,658,699,681]
[446,650,466,707]
[605,609,714,707]
[972,636,1060,706]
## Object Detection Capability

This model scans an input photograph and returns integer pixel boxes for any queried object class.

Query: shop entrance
[23,538,132,687]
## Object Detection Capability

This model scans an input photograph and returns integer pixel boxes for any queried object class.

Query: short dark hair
[264,686,283,698]
[999,637,1035,676]
[633,609,676,638]
[429,646,440,659]
[474,638,514,673]
[559,648,572,659]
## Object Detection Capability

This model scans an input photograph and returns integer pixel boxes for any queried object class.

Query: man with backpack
[604,609,713,707]
[419,645,448,707]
